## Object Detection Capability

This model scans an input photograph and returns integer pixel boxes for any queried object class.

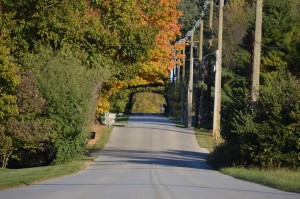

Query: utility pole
[173,64,176,85]
[206,0,214,130]
[186,32,194,129]
[177,60,180,85]
[181,47,186,124]
[197,20,204,128]
[213,0,224,142]
[251,0,263,104]
[209,0,214,48]
[199,21,203,62]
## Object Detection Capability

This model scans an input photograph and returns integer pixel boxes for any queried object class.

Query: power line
[177,0,210,44]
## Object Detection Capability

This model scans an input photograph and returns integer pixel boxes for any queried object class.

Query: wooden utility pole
[206,0,214,130]
[199,21,203,62]
[181,47,186,124]
[197,20,204,128]
[173,65,176,84]
[212,0,224,142]
[209,0,214,47]
[186,32,194,129]
[177,60,180,85]
[251,0,263,104]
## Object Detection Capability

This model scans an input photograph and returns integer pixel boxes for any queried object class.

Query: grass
[88,114,129,152]
[221,167,300,193]
[0,157,92,190]
[0,115,129,190]
[194,128,216,151]
[87,125,114,153]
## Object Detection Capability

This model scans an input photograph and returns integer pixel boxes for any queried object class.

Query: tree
[178,0,207,35]
[0,40,19,168]
[0,128,13,168]
[27,46,110,164]
[209,0,300,169]
[0,43,19,122]
[261,0,300,76]
[2,71,55,168]
[96,0,182,115]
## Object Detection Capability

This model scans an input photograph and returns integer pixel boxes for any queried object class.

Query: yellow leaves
[96,96,110,115]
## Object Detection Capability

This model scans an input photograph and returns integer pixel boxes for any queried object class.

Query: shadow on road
[89,114,211,170]
[129,114,176,125]
[90,148,212,170]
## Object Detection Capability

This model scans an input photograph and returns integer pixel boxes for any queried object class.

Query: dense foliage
[173,0,299,169]
[96,0,182,115]
[132,92,166,114]
[0,0,183,167]
[209,0,300,169]
[0,43,20,168]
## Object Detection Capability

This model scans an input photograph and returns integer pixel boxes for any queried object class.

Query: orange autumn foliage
[96,0,183,115]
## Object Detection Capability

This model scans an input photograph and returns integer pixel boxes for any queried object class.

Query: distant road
[0,114,299,199]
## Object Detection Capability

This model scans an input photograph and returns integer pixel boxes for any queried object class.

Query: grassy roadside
[221,167,300,193]
[193,127,300,193]
[0,115,129,190]
[194,128,215,151]
[87,125,114,153]
[0,157,92,190]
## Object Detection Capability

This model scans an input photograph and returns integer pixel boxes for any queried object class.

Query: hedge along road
[0,114,299,199]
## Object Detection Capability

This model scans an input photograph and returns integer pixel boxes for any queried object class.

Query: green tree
[25,46,110,163]
[1,71,55,168]
[0,41,19,168]
[212,71,300,169]
[0,44,19,122]
[178,0,206,35]
[261,0,300,75]
[209,0,300,169]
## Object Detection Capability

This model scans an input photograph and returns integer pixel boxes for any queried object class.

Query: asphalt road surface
[0,114,299,199]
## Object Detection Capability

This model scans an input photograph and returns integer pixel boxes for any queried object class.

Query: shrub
[210,71,300,169]
[24,45,111,163]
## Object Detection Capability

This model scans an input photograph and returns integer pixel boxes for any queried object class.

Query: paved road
[0,114,299,199]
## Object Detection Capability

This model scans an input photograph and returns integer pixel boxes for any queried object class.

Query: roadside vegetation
[0,114,129,190]
[0,157,92,190]
[221,168,300,193]
[87,115,129,153]
[0,0,180,169]
[194,127,300,193]
[169,0,300,169]
[194,129,216,152]
[168,0,300,187]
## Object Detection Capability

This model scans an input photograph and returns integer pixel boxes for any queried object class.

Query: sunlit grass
[193,128,299,193]
[0,157,92,190]
[221,167,300,193]
[194,128,216,151]
[87,125,114,152]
